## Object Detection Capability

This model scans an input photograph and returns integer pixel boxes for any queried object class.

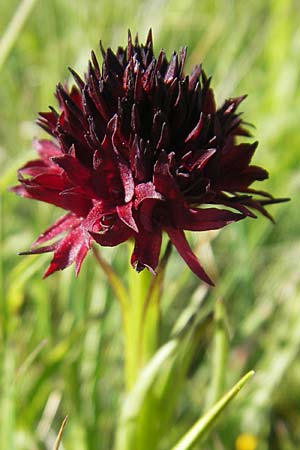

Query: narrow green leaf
[0,349,15,450]
[170,370,255,450]
[0,0,39,70]
[206,299,230,408]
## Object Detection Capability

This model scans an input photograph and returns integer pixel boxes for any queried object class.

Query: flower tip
[131,260,157,276]
[134,32,139,46]
[275,197,290,203]
[43,265,56,279]
[99,40,105,58]
[132,260,144,273]
[146,28,153,48]
[144,264,157,276]
[68,66,84,90]
[236,94,248,104]
[8,185,19,194]
[42,269,51,279]
[194,263,215,287]
[205,275,215,287]
[75,260,84,277]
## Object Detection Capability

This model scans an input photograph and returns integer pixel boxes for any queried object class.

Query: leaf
[0,0,39,70]
[115,340,177,450]
[170,370,255,450]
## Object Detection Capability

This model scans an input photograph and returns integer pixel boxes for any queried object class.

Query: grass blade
[52,416,68,450]
[0,0,39,70]
[170,370,255,450]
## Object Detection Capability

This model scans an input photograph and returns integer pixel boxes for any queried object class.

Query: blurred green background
[0,0,299,449]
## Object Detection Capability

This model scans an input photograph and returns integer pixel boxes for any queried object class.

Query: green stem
[92,242,168,391]
[206,299,229,407]
[125,262,154,390]
[124,241,171,391]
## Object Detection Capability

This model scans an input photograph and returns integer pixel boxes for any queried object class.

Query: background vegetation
[0,0,299,449]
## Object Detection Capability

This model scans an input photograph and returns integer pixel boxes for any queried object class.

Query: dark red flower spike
[12,30,286,283]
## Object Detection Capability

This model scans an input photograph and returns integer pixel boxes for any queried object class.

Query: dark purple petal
[184,113,204,144]
[131,229,162,273]
[116,202,139,232]
[166,227,214,285]
[84,202,116,234]
[43,225,91,277]
[20,241,61,255]
[180,148,216,172]
[52,150,96,198]
[33,139,61,159]
[153,151,183,201]
[221,142,258,170]
[32,213,79,246]
[134,182,163,206]
[90,215,133,246]
[173,207,245,231]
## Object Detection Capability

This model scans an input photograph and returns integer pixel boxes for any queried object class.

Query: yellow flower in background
[235,433,258,450]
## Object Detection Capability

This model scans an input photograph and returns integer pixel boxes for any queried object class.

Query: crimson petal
[173,207,245,231]
[32,213,79,246]
[90,215,133,246]
[166,227,214,285]
[44,225,90,277]
[131,229,162,273]
[116,202,139,232]
[153,151,183,201]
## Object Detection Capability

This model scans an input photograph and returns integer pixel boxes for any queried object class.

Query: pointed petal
[242,199,275,223]
[221,142,258,170]
[111,126,135,202]
[174,207,245,231]
[116,202,139,232]
[184,113,204,144]
[164,52,179,83]
[166,227,214,285]
[131,229,162,273]
[75,243,89,276]
[52,151,90,182]
[134,182,163,206]
[44,225,90,277]
[33,139,61,159]
[51,150,96,197]
[32,213,78,246]
[153,151,182,200]
[20,241,60,255]
[189,65,202,90]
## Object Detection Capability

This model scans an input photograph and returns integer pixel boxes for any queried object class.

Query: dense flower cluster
[12,31,281,284]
